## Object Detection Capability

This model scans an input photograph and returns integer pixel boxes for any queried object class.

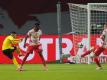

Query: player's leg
[81,46,95,57]
[93,46,105,70]
[9,49,21,70]
[18,53,29,71]
[20,53,30,66]
[94,46,105,56]
[13,57,20,69]
[94,57,102,70]
[2,49,20,70]
[36,45,48,71]
[12,47,21,69]
[19,45,33,71]
[38,52,48,71]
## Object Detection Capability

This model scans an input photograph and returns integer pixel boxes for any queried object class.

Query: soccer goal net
[68,3,107,64]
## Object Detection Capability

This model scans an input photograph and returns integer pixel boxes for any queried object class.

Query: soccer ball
[78,43,83,48]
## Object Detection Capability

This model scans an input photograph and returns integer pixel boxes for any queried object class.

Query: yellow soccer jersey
[2,35,18,50]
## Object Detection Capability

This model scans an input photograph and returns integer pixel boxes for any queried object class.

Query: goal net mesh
[68,3,107,63]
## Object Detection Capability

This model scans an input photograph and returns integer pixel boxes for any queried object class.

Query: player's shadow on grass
[98,68,107,71]
[19,69,47,72]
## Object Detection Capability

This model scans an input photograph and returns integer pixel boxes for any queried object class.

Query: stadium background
[0,0,107,35]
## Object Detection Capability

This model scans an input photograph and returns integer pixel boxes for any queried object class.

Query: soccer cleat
[96,67,102,70]
[16,66,24,71]
[16,67,21,71]
[43,65,48,71]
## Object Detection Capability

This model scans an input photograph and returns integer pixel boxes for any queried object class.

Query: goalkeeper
[2,31,23,71]
[80,23,107,70]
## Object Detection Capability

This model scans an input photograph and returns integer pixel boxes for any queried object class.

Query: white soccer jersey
[27,29,42,45]
[100,28,107,47]
[102,29,107,42]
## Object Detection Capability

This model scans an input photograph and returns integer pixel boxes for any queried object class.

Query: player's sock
[13,57,20,68]
[39,53,46,65]
[21,53,29,66]
[81,50,92,57]
[94,57,101,67]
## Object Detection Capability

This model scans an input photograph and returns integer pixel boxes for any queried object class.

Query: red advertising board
[0,34,107,64]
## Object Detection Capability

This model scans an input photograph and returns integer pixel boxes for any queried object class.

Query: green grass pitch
[0,63,107,80]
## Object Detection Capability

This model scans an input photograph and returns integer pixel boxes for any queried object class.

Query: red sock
[94,57,101,67]
[21,53,30,66]
[81,50,91,57]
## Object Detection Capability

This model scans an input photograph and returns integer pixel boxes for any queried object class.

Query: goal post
[68,3,89,64]
[68,3,107,64]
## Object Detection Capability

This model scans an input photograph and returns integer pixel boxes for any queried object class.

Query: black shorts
[2,48,16,59]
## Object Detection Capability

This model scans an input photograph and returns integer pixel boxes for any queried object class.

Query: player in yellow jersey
[2,31,23,71]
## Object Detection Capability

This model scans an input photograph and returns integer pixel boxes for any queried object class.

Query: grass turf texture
[0,64,107,80]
